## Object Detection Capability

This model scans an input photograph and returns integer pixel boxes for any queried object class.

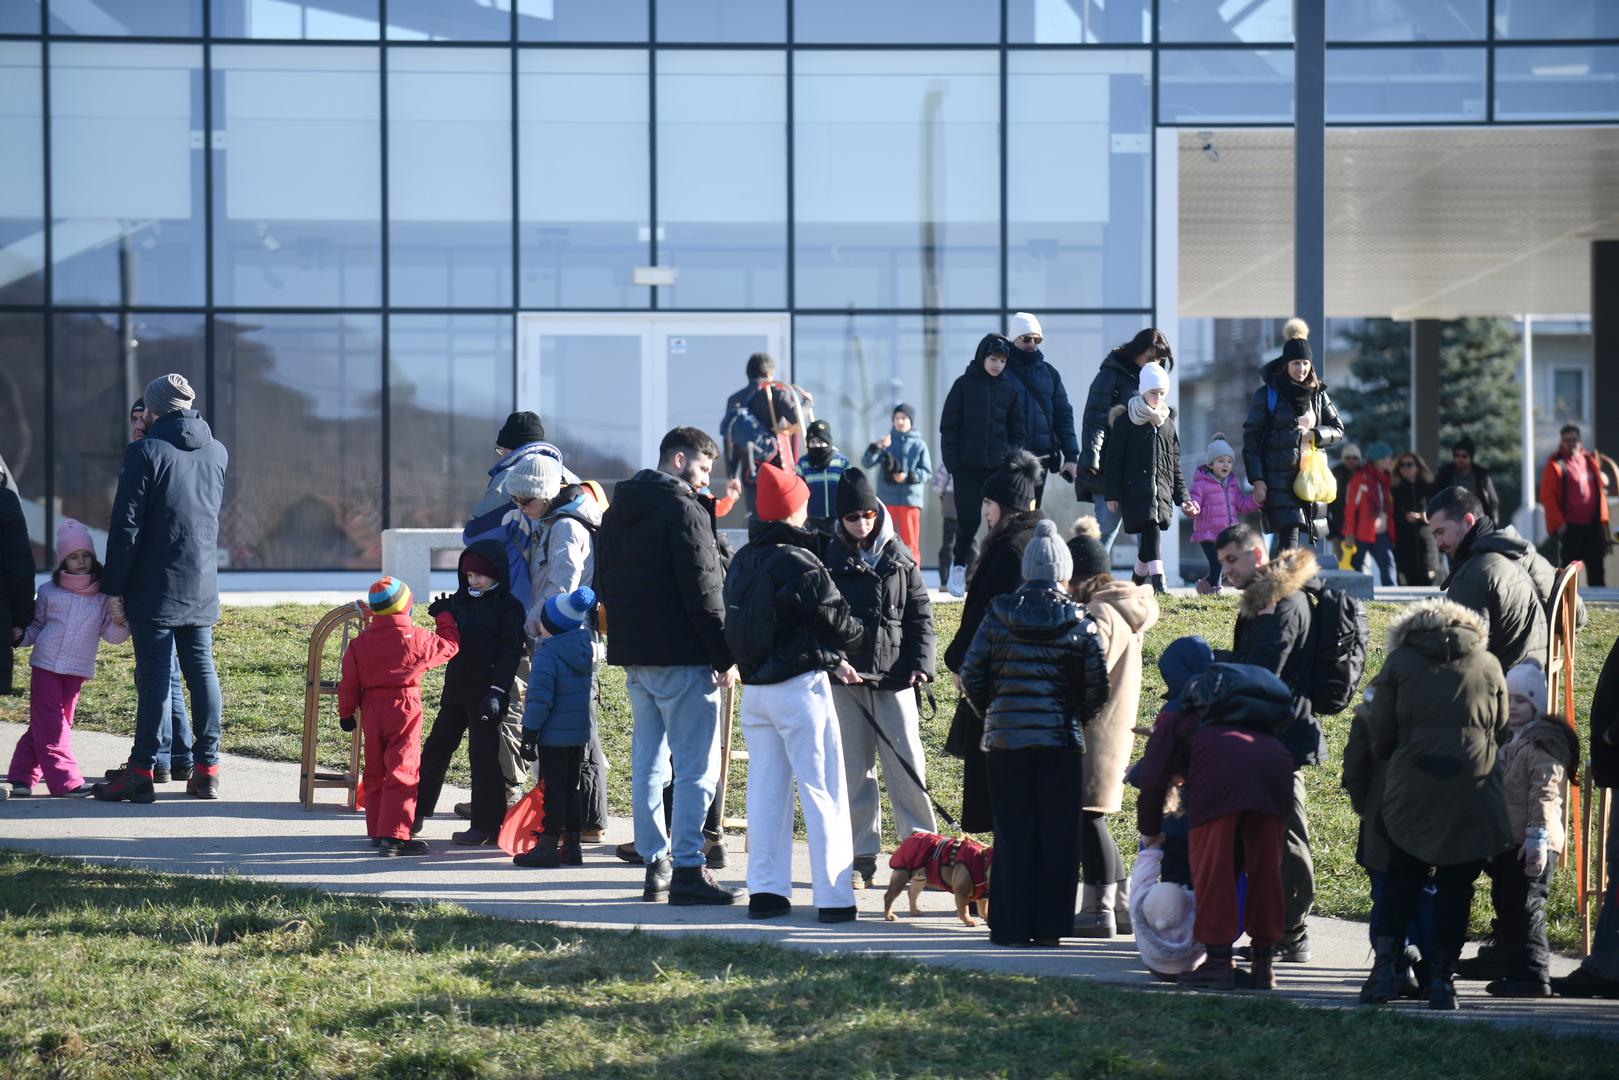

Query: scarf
[804,445,835,469]
[1271,367,1317,417]
[58,572,98,596]
[1127,394,1170,428]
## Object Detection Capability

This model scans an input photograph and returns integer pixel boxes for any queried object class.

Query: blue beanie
[1159,636,1215,700]
[542,586,596,634]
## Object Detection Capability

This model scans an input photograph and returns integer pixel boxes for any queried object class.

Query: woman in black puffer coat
[961,518,1109,947]
[1241,319,1344,551]
[1077,328,1173,546]
[1102,361,1189,595]
[1391,451,1441,586]
[943,451,1046,833]
[939,335,1027,592]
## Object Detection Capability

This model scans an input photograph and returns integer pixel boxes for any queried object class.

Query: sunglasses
[510,495,539,508]
[842,510,878,522]
[1399,461,1418,469]
[1017,335,1042,346]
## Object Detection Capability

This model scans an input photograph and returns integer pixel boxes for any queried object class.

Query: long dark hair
[1392,451,1435,489]
[1118,327,1174,372]
[967,508,1041,591]
[53,554,104,587]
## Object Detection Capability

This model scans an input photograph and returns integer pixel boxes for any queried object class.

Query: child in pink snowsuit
[1187,434,1259,593]
[7,521,129,797]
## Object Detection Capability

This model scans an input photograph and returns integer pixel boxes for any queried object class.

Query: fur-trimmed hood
[1386,598,1488,661]
[1238,547,1317,618]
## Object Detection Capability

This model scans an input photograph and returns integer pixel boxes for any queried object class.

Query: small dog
[883,830,993,927]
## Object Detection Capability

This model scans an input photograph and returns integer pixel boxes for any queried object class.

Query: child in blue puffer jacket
[863,402,933,566]
[514,586,597,869]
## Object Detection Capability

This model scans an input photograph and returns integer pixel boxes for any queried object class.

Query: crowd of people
[3,314,1619,1007]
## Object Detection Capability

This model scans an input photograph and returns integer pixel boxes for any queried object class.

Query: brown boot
[1180,946,1236,991]
[1248,943,1276,991]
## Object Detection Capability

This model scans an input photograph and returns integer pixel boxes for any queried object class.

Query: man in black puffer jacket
[939,334,1026,594]
[725,462,866,924]
[1004,313,1079,508]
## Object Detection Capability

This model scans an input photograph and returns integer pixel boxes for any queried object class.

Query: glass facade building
[2,1,1616,570]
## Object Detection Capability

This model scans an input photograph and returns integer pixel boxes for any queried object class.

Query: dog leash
[848,686,959,829]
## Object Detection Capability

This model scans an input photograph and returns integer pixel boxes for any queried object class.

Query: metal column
[1594,242,1619,453]
[1294,0,1325,368]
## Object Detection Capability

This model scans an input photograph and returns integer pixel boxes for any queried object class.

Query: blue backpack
[720,388,778,478]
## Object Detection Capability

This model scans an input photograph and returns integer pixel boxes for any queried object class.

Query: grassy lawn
[3,597,1613,950]
[0,851,1612,1080]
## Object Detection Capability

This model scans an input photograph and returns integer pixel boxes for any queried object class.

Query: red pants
[887,505,922,566]
[8,667,86,794]
[1191,811,1286,948]
[362,707,423,841]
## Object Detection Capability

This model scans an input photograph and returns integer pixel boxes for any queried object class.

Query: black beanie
[807,419,834,444]
[980,450,1042,512]
[1280,337,1311,362]
[497,410,545,450]
[836,466,881,517]
[1067,517,1111,580]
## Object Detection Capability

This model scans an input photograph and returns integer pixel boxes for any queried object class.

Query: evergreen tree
[1334,319,1411,449]
[1441,317,1523,520]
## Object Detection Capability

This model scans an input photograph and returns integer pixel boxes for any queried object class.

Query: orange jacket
[1539,450,1609,535]
[337,611,460,732]
[1343,464,1394,545]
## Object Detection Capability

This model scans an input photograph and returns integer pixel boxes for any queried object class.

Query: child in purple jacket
[5,521,129,798]
[1187,434,1259,594]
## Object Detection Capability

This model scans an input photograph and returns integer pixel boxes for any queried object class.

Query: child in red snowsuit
[338,577,459,856]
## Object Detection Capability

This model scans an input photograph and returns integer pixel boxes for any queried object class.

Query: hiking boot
[643,856,673,902]
[1071,883,1117,939]
[107,762,170,784]
[579,827,605,843]
[452,827,498,846]
[1486,977,1551,998]
[1248,944,1276,991]
[852,856,878,890]
[169,764,193,782]
[93,769,156,804]
[453,801,473,820]
[818,906,857,924]
[668,864,741,906]
[514,833,560,868]
[185,766,219,800]
[1453,952,1509,981]
[749,893,791,920]
[1113,876,1132,935]
[1180,947,1236,991]
[946,564,966,598]
[1274,931,1311,963]
[559,831,583,866]
[1359,936,1401,1005]
[378,837,431,857]
[704,836,729,870]
[616,840,643,864]
[56,784,96,798]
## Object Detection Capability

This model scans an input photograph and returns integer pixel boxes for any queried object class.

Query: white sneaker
[946,564,966,598]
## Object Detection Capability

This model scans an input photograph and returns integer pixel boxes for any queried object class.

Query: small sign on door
[669,337,687,355]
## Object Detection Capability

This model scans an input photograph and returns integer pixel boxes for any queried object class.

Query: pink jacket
[21,581,130,680]
[1187,465,1260,543]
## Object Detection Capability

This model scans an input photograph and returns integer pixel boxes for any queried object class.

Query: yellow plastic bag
[1294,437,1338,504]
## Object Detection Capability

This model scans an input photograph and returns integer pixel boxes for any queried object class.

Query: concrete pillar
[1595,241,1619,453]
[1411,319,1441,465]
[1294,0,1326,371]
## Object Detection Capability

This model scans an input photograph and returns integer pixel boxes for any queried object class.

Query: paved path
[1,722,1612,1037]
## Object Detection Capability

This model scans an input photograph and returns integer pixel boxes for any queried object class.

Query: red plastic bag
[497,784,546,855]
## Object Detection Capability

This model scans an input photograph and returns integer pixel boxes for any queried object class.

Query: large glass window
[51,0,203,36]
[214,313,382,570]
[211,46,381,308]
[794,1,998,44]
[1159,49,1294,124]
[518,50,649,309]
[1008,51,1151,311]
[52,313,206,538]
[50,44,206,308]
[1159,0,1293,43]
[388,48,512,309]
[389,314,513,529]
[1008,0,1150,44]
[1496,0,1619,40]
[518,0,646,41]
[1327,47,1486,123]
[656,51,786,310]
[0,314,46,568]
[1327,0,1486,42]
[386,0,513,40]
[655,0,783,42]
[1496,47,1619,121]
[531,334,643,483]
[212,0,380,39]
[0,43,44,306]
[794,51,1000,311]
[1,2,39,34]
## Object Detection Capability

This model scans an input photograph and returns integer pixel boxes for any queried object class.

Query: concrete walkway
[1,722,1612,1038]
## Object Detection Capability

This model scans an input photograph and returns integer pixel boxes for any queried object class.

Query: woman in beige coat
[1068,517,1160,937]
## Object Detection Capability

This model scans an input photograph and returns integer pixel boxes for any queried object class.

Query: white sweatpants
[831,684,937,861]
[741,670,855,909]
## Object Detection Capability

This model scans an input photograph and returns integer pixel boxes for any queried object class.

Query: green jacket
[1441,520,1549,673]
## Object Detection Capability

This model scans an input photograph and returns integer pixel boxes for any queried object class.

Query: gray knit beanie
[143,373,195,418]
[505,454,563,501]
[1021,518,1073,584]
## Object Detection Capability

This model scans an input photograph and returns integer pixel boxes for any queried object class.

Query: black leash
[848,685,958,829]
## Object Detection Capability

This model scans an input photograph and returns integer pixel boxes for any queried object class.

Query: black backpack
[720,387,778,479]
[1300,584,1369,715]
[723,548,793,673]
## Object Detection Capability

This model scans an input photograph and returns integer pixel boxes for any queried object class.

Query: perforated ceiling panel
[1178,127,1619,318]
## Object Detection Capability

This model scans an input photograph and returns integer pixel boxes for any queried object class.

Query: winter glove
[339,714,356,733]
[519,728,540,763]
[478,689,506,723]
[1523,827,1549,878]
[427,593,452,618]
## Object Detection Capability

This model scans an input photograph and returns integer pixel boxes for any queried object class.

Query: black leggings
[1201,540,1221,584]
[951,467,994,568]
[1081,810,1123,885]
[1135,522,1161,565]
[1272,524,1303,553]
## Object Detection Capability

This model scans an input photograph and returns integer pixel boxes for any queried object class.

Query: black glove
[339,714,356,732]
[519,728,540,762]
[478,690,506,722]
[427,593,452,618]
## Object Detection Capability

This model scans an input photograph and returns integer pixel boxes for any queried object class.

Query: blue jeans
[1092,498,1123,552]
[130,622,221,771]
[1351,534,1396,587]
[626,665,722,869]
[1579,805,1619,980]
[134,647,193,768]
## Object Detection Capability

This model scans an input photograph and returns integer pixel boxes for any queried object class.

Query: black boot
[1149,573,1168,595]
[668,864,742,906]
[513,833,560,868]
[559,831,583,866]
[1131,572,1147,586]
[643,856,673,901]
[1359,936,1401,1005]
[1397,945,1424,999]
[1429,963,1459,1011]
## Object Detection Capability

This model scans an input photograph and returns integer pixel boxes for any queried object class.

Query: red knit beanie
[755,461,809,522]
[460,549,500,582]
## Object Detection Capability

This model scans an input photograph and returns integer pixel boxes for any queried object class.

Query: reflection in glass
[51,0,202,36]
[386,0,512,40]
[211,46,381,307]
[0,314,46,568]
[518,0,646,41]
[662,329,769,528]
[1008,51,1151,311]
[795,0,997,44]
[214,314,383,570]
[1008,0,1150,44]
[531,334,643,486]
[655,0,783,42]
[1158,49,1294,124]
[794,52,1000,310]
[519,50,649,309]
[1158,0,1293,43]
[1327,47,1486,123]
[389,314,514,529]
[389,48,512,308]
[50,44,206,307]
[1496,47,1619,121]
[1326,0,1485,41]
[0,1,39,34]
[657,51,786,309]
[1496,0,1619,40]
[0,43,44,306]
[212,0,379,39]
[52,313,206,538]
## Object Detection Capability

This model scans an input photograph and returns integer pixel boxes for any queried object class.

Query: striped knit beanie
[367,576,412,616]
